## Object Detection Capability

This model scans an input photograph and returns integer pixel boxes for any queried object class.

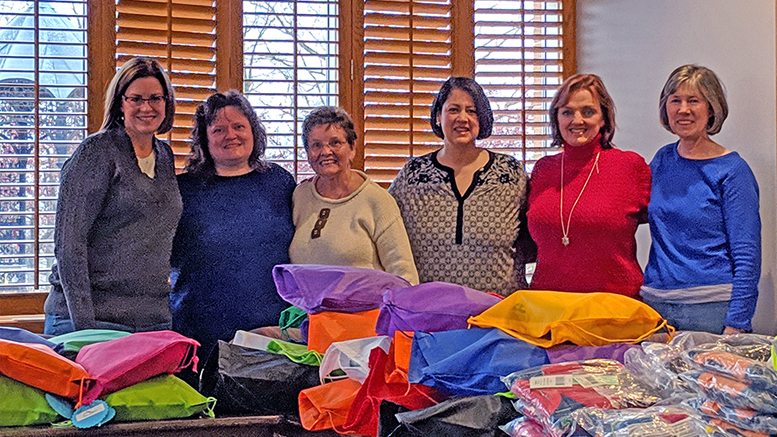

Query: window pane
[0,0,87,291]
[244,0,339,181]
[475,0,564,167]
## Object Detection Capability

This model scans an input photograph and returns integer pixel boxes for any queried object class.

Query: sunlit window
[243,0,339,181]
[0,0,87,291]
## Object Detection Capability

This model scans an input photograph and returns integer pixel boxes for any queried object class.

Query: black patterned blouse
[388,150,534,296]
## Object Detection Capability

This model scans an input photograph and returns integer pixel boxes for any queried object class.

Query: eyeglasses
[123,94,166,107]
[309,139,348,153]
[311,208,330,239]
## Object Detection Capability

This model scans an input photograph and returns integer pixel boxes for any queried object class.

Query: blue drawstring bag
[0,327,59,350]
[408,328,549,397]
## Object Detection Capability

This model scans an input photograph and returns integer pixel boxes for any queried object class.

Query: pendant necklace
[559,150,600,246]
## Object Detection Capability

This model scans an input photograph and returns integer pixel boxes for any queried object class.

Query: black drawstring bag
[378,395,518,437]
[200,340,319,416]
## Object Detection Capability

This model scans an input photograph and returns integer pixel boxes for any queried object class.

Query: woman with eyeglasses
[44,57,182,335]
[288,106,419,284]
[170,90,296,362]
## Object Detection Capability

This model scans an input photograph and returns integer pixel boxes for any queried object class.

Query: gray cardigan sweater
[45,127,182,330]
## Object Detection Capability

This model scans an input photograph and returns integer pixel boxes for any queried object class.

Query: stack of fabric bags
[199,264,776,437]
[0,327,213,429]
[222,264,684,437]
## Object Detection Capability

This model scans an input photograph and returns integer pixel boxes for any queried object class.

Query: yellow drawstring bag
[467,290,674,347]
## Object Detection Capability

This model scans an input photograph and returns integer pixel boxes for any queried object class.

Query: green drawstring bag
[0,375,61,427]
[267,339,322,366]
[50,329,132,358]
[279,306,307,340]
[103,374,216,422]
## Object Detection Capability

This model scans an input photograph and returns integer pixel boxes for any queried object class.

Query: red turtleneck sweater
[527,136,651,298]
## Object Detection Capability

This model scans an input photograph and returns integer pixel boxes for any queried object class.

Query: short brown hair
[549,74,616,149]
[301,106,357,152]
[101,57,175,134]
[659,64,728,136]
[430,77,493,140]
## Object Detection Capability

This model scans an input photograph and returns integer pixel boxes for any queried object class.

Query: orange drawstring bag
[467,290,674,348]
[298,378,363,432]
[0,339,92,402]
[386,331,414,383]
[307,309,380,354]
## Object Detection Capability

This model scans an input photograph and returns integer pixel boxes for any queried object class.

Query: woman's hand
[723,326,747,335]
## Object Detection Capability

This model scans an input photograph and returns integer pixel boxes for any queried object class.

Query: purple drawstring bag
[273,264,410,314]
[375,282,501,336]
[546,343,640,364]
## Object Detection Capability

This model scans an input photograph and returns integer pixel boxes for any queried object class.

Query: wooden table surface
[0,415,343,437]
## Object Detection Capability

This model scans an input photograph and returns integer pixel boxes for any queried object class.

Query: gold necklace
[559,151,600,246]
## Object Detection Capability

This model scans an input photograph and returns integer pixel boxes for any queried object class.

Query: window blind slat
[116,0,217,169]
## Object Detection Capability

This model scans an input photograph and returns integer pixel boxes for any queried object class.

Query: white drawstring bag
[319,336,391,384]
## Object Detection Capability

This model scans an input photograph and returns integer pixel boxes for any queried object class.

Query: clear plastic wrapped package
[684,349,777,392]
[499,416,545,437]
[704,334,772,361]
[771,337,776,370]
[679,370,777,413]
[501,359,660,437]
[707,417,771,437]
[624,332,775,398]
[572,404,722,437]
[624,342,694,396]
[685,397,777,436]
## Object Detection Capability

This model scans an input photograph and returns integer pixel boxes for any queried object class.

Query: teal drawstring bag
[103,374,215,422]
[50,329,132,359]
[0,375,61,427]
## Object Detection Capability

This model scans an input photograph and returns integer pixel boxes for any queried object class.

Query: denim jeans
[43,314,171,336]
[643,299,729,334]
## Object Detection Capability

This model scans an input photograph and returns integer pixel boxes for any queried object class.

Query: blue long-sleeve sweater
[170,166,295,360]
[642,143,761,330]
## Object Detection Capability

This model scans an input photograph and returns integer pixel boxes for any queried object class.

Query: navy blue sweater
[171,165,295,359]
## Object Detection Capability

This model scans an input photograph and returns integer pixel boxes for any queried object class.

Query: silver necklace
[559,151,600,246]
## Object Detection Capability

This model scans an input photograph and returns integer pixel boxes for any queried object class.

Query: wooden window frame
[87,0,576,171]
[1,0,573,301]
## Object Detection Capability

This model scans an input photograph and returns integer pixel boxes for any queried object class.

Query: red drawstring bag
[340,347,443,436]
[76,330,199,405]
[0,338,92,402]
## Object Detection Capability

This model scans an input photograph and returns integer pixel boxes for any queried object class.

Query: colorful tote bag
[75,330,199,405]
[299,378,363,432]
[341,348,443,436]
[0,338,91,401]
[375,282,501,336]
[273,264,410,313]
[468,290,673,347]
[307,309,381,354]
[0,375,62,427]
[408,328,549,397]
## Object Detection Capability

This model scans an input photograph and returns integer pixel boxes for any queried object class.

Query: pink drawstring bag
[75,330,199,405]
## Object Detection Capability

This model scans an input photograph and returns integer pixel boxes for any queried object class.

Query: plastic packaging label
[530,375,574,389]
[574,374,619,388]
